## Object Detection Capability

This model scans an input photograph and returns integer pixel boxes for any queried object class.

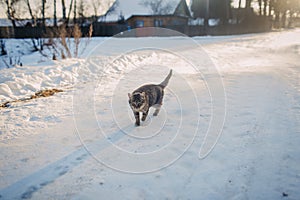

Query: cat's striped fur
[128,69,172,126]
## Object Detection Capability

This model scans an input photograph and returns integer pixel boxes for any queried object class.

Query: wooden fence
[0,19,272,38]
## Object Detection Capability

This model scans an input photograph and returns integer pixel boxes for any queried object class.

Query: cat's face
[128,92,147,112]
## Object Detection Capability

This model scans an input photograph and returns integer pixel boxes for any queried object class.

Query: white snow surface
[0,29,300,199]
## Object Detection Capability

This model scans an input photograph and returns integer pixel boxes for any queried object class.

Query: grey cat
[128,69,173,126]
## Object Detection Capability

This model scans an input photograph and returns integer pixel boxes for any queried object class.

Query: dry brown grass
[0,88,63,108]
[31,88,63,98]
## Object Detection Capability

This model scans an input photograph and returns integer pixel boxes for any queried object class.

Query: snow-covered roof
[99,0,187,22]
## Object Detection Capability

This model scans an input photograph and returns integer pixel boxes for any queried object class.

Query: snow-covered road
[0,29,300,199]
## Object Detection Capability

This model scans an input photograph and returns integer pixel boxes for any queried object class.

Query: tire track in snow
[0,129,125,200]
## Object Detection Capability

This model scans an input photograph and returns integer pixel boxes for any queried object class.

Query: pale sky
[0,0,245,19]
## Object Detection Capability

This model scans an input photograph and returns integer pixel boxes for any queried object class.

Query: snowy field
[0,28,300,199]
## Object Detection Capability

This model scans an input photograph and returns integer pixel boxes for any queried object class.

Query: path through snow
[0,29,300,199]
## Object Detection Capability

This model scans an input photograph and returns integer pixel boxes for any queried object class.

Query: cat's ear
[128,93,132,99]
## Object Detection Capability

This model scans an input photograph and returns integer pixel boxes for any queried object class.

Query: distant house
[174,0,191,17]
[99,0,191,28]
[126,0,191,28]
[127,14,189,28]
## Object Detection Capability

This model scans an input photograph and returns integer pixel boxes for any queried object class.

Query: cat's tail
[159,69,172,88]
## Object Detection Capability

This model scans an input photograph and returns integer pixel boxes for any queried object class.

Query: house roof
[174,0,191,17]
[99,0,190,22]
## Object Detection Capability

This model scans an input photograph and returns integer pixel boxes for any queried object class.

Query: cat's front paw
[135,121,140,126]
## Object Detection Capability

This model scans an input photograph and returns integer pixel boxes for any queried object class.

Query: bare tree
[77,0,85,25]
[25,0,35,25]
[73,0,77,24]
[252,0,300,28]
[91,0,101,17]
[42,0,46,27]
[61,0,66,23]
[269,0,273,17]
[97,0,115,22]
[54,0,57,26]
[262,0,267,16]
[141,0,174,15]
[91,0,104,22]
[24,0,40,51]
[245,0,252,8]
[0,0,22,27]
[258,0,262,15]
[103,0,117,15]
[66,0,73,25]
